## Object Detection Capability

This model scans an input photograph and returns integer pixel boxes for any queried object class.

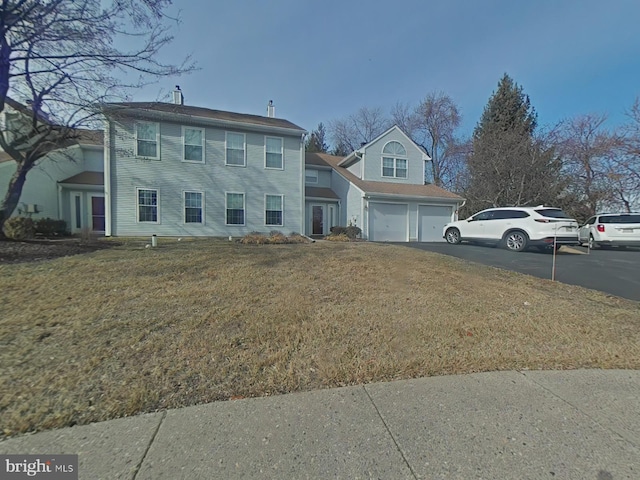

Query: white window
[265,136,283,169]
[184,191,204,224]
[137,188,158,223]
[382,141,407,178]
[226,132,245,166]
[183,127,204,163]
[226,192,245,225]
[265,195,283,226]
[135,122,160,159]
[305,169,318,184]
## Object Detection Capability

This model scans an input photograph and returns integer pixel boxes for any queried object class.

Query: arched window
[381,141,407,178]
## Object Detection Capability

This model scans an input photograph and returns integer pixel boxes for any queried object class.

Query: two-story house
[3,91,464,242]
[0,97,105,234]
[102,91,307,237]
[304,126,464,241]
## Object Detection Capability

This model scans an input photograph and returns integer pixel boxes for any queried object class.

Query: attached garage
[418,204,454,242]
[369,202,408,242]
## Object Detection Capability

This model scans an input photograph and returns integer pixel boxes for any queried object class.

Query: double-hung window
[226,192,245,225]
[265,195,283,226]
[137,188,158,222]
[226,132,245,166]
[183,127,204,163]
[135,122,160,159]
[382,141,407,178]
[265,136,283,169]
[184,191,203,224]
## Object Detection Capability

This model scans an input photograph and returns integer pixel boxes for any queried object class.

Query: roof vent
[267,100,275,118]
[173,86,184,105]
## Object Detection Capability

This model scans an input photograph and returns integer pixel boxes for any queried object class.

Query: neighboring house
[102,91,307,237]
[0,99,105,233]
[304,126,465,241]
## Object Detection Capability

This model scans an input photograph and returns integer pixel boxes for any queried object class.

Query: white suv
[578,213,640,249]
[443,206,579,252]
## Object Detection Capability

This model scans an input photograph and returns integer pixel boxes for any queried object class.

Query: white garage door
[418,205,453,242]
[369,203,408,242]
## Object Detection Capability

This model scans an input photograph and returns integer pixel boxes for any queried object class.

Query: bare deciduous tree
[0,0,195,235]
[392,92,463,188]
[327,106,391,155]
[556,114,623,217]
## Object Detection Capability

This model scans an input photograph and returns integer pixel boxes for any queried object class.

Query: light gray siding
[109,117,304,236]
[330,170,363,229]
[362,128,425,185]
[0,147,89,222]
[304,168,331,188]
[346,160,361,178]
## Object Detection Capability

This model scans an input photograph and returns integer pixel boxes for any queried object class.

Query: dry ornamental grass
[1,238,639,437]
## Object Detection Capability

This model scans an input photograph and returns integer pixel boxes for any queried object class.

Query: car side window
[586,217,596,225]
[474,211,494,221]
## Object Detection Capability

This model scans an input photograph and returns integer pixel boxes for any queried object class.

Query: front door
[90,194,105,232]
[312,205,324,235]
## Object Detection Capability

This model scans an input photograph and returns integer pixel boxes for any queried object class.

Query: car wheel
[504,230,528,252]
[445,228,461,244]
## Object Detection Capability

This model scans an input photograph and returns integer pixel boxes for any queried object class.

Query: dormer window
[382,141,407,178]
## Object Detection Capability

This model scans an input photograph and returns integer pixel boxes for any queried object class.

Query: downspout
[300,132,306,235]
[104,120,112,236]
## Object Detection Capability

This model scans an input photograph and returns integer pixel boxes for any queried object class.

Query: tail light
[597,224,605,233]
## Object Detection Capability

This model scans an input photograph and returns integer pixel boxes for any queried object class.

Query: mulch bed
[0,238,118,264]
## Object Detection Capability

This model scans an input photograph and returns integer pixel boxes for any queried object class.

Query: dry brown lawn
[1,238,639,437]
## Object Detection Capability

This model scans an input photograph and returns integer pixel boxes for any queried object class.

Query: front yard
[1,238,639,437]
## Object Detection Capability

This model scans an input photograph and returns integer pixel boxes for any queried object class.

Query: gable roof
[339,125,430,167]
[306,152,464,201]
[103,102,306,134]
[59,171,104,185]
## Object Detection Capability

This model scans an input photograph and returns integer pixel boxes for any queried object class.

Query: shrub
[345,225,362,239]
[328,225,362,240]
[4,217,36,239]
[35,218,67,237]
[240,231,312,245]
[324,233,350,242]
[240,232,269,245]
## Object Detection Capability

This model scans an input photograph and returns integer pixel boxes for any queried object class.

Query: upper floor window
[226,132,246,166]
[265,136,283,169]
[135,122,159,159]
[381,141,407,178]
[305,169,318,184]
[183,127,205,163]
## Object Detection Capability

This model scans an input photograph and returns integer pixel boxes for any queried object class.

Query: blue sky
[133,0,640,139]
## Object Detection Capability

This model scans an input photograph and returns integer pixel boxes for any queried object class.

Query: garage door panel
[370,203,408,242]
[419,205,453,242]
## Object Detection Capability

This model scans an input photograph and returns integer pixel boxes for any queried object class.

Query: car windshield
[535,209,571,219]
[599,214,640,224]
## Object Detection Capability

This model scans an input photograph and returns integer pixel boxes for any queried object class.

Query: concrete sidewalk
[1,370,638,479]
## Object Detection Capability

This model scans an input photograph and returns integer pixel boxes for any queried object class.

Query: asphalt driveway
[402,242,640,302]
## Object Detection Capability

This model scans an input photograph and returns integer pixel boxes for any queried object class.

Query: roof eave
[363,192,465,202]
[103,105,307,136]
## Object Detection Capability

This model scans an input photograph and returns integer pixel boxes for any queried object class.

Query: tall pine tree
[465,74,563,211]
[305,123,329,153]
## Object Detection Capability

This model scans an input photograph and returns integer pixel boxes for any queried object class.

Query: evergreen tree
[465,74,563,211]
[305,123,329,153]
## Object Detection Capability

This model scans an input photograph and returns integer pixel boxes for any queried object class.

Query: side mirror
[467,217,474,222]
